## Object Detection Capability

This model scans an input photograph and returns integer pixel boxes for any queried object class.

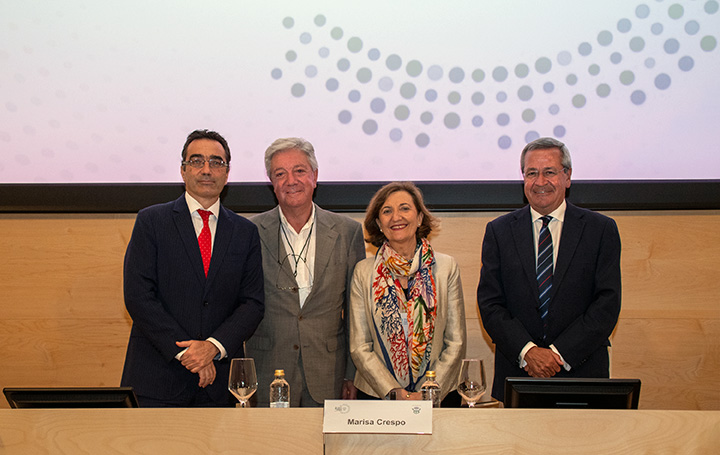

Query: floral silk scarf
[371,239,437,390]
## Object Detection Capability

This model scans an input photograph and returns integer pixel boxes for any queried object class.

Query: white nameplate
[323,399,432,434]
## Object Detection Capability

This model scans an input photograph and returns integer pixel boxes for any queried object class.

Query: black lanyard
[278,219,314,278]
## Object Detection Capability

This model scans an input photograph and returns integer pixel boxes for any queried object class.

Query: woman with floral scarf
[349,182,467,405]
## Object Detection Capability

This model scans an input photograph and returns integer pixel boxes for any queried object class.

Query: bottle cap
[274,369,285,376]
[426,370,436,378]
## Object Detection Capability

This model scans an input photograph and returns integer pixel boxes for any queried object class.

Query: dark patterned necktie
[537,216,553,337]
[198,210,212,277]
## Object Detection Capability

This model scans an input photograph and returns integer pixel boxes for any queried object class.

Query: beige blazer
[247,205,365,406]
[349,251,467,399]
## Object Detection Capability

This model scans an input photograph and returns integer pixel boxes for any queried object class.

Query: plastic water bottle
[420,370,442,407]
[269,369,290,408]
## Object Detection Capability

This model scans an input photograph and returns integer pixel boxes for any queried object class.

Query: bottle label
[270,401,290,408]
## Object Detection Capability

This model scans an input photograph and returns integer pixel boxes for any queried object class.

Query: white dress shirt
[520,200,571,371]
[186,193,220,254]
[175,192,226,360]
[278,204,317,308]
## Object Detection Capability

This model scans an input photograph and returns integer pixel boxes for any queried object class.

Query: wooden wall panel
[0,319,129,387]
[613,318,720,410]
[0,214,135,319]
[0,210,717,410]
[613,211,720,319]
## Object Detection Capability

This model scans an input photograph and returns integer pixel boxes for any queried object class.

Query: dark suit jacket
[246,205,365,406]
[121,195,264,404]
[477,202,621,401]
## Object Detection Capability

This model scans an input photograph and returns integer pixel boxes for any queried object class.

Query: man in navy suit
[477,137,621,402]
[121,129,264,407]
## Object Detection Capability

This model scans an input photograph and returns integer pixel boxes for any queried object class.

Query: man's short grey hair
[264,137,319,178]
[520,137,572,173]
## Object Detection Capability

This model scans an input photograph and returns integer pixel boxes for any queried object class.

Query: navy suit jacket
[121,195,264,404]
[477,202,621,401]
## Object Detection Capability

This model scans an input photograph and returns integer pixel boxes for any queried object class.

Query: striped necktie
[537,215,553,338]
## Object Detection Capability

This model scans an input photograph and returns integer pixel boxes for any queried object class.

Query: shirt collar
[530,199,566,224]
[278,203,316,235]
[184,192,220,218]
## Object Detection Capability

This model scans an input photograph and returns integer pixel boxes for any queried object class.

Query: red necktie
[198,210,212,277]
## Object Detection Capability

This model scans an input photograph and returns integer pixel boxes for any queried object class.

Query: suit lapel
[206,205,232,289]
[510,207,539,301]
[257,207,283,263]
[258,207,297,290]
[552,202,585,298]
[172,196,206,284]
[306,207,338,305]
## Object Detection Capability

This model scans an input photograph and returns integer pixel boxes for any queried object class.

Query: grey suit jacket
[247,205,365,406]
[349,252,467,399]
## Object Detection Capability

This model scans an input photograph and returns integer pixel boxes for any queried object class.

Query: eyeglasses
[275,254,314,293]
[182,158,229,169]
[523,168,567,180]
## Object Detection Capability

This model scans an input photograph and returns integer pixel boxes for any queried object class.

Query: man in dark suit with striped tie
[477,137,621,402]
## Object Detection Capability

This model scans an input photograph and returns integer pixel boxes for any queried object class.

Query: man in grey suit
[247,137,366,407]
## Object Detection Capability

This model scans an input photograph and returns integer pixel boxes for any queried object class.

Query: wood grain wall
[0,210,718,409]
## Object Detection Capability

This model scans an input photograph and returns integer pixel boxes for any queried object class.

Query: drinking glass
[228,358,258,408]
[457,359,487,408]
